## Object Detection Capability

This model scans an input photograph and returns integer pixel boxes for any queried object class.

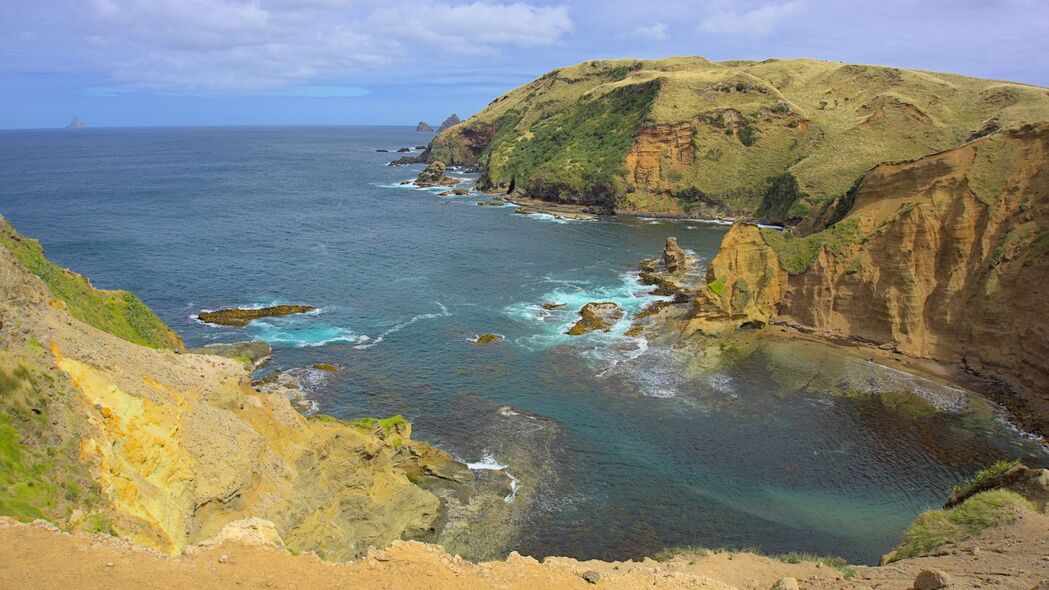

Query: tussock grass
[951,459,1020,498]
[885,490,1032,563]
[761,220,862,274]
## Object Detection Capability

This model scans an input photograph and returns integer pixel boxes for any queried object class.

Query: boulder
[663,236,687,273]
[914,569,953,590]
[581,570,601,584]
[566,302,625,336]
[472,333,503,345]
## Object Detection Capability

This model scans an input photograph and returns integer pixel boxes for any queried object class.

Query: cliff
[419,57,1049,222]
[0,217,468,561]
[688,123,1049,430]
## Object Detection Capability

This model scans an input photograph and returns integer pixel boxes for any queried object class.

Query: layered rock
[662,236,687,274]
[687,124,1049,426]
[0,218,469,561]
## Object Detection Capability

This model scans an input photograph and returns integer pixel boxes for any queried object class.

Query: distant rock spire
[437,114,461,132]
[66,117,86,129]
[416,121,434,132]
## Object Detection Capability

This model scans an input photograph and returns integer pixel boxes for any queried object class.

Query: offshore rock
[197,305,315,327]
[416,122,434,132]
[414,161,458,188]
[437,114,461,133]
[566,302,624,335]
[663,236,687,274]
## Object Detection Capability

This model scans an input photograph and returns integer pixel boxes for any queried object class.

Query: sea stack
[66,116,86,129]
[437,114,461,132]
[663,237,686,274]
[416,121,434,132]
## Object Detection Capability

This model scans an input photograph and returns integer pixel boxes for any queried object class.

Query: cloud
[700,1,807,37]
[78,0,573,92]
[633,23,668,41]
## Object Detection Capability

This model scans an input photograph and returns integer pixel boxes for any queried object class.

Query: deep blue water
[1,126,1044,564]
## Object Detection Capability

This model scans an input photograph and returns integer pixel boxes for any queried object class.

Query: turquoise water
[1,126,1044,564]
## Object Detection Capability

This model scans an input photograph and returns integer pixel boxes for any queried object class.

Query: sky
[1,0,1047,129]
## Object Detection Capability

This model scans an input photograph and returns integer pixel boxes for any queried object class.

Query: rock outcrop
[686,123,1049,430]
[436,114,461,133]
[0,218,470,561]
[197,305,315,327]
[566,302,625,335]
[662,237,687,274]
[414,161,458,188]
[416,122,434,132]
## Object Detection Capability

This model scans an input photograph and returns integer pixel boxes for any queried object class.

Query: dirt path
[2,515,1046,590]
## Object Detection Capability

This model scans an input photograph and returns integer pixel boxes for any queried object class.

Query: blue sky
[2,0,1047,129]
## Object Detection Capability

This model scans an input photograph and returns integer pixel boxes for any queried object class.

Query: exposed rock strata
[0,221,470,561]
[687,124,1049,430]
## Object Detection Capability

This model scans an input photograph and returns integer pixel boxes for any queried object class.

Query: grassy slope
[432,57,1049,216]
[0,219,181,350]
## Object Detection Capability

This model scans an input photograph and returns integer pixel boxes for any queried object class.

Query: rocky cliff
[0,217,468,561]
[688,123,1049,429]
[419,57,1049,222]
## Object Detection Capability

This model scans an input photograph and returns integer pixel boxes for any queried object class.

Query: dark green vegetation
[0,220,181,349]
[485,81,659,206]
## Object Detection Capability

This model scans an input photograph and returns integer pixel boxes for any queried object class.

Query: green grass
[0,363,105,524]
[0,220,181,349]
[427,56,1049,216]
[886,490,1032,563]
[485,80,660,204]
[951,459,1020,499]
[761,220,862,274]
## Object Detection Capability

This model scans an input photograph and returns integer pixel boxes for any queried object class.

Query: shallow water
[2,126,1044,564]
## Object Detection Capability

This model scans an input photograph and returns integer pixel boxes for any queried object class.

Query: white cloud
[633,23,668,41]
[79,0,573,92]
[700,1,807,37]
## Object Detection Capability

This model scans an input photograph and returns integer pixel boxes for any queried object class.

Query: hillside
[423,57,1049,221]
[683,123,1049,434]
[0,216,471,560]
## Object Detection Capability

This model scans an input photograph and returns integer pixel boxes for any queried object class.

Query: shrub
[739,125,758,147]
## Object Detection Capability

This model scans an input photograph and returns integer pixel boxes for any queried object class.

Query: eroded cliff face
[624,122,695,192]
[0,219,467,561]
[689,124,1049,405]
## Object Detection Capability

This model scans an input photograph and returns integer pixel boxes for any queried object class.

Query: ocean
[1,125,1044,564]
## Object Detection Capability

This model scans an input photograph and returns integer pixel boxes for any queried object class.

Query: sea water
[2,126,1044,564]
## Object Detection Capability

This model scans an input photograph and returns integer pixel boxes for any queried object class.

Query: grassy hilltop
[425,57,1049,223]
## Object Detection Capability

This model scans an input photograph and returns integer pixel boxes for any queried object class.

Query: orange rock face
[624,122,695,191]
[690,123,1049,402]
